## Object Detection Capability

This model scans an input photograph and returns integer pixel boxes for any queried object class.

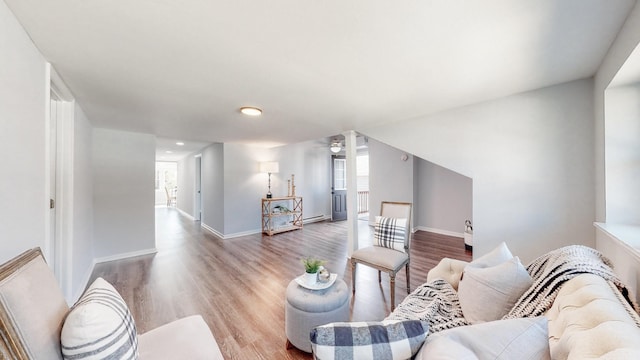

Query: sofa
[0,248,224,360]
[310,243,640,359]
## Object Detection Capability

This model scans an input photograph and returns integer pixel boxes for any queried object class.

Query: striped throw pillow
[61,277,138,360]
[374,216,407,252]
[310,320,428,360]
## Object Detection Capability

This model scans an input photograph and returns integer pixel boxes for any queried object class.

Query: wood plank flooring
[89,207,472,360]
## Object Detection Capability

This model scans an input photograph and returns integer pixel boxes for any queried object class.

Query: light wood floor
[90,207,472,360]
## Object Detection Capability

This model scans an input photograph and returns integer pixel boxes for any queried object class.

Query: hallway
[90,207,471,359]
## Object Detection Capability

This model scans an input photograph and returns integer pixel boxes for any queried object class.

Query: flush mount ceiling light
[330,141,342,153]
[176,142,184,146]
[240,106,262,116]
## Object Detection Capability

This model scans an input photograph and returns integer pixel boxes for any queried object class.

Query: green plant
[301,257,325,274]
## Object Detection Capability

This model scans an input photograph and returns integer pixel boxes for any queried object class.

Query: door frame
[45,64,75,301]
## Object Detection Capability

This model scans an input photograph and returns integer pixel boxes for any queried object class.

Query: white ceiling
[5,0,637,157]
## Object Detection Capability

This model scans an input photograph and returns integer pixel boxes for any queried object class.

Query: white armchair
[0,248,224,359]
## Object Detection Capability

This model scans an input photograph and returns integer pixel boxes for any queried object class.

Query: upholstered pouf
[285,278,350,352]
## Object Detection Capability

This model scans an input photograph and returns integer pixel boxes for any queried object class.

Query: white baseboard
[94,248,158,264]
[201,222,224,239]
[414,226,464,238]
[201,222,255,240]
[202,215,331,240]
[304,215,330,224]
[176,207,194,221]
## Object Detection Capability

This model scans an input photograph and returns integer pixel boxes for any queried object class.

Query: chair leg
[378,270,381,283]
[351,260,356,294]
[406,263,410,294]
[390,273,396,311]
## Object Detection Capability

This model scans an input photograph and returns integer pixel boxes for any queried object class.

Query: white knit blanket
[387,245,640,333]
[505,245,639,319]
[385,279,469,334]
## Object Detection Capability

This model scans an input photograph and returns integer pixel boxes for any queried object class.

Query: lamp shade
[259,161,279,173]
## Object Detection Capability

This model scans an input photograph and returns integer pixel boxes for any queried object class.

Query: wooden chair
[351,201,412,311]
[165,187,177,206]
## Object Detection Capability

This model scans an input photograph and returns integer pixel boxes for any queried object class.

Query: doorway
[331,155,347,221]
[194,155,202,221]
[155,162,177,206]
[49,91,61,281]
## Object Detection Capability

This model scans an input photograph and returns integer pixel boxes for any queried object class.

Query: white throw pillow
[458,256,532,323]
[374,216,408,252]
[61,277,138,359]
[468,242,513,268]
[418,317,550,360]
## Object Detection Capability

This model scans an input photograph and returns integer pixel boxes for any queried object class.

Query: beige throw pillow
[458,256,532,323]
[468,241,513,268]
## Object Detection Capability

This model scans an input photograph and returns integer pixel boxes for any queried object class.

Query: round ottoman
[285,278,350,352]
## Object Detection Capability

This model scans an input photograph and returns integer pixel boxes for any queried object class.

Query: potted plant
[301,257,325,285]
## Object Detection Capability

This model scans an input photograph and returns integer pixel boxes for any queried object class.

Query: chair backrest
[0,248,68,360]
[380,201,412,249]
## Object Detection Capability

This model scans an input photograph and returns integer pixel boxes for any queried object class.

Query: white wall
[0,0,48,263]
[415,157,472,236]
[201,143,225,234]
[177,154,197,218]
[368,138,414,224]
[363,79,595,263]
[93,129,156,259]
[70,104,94,299]
[272,139,332,222]
[222,143,268,236]
[604,84,640,225]
[595,2,640,223]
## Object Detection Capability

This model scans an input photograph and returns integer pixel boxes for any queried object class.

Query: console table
[262,196,303,236]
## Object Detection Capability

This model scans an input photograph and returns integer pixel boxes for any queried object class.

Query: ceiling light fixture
[330,141,342,153]
[166,151,173,154]
[240,106,262,116]
[176,142,184,146]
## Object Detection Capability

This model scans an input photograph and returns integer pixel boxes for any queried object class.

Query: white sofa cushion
[417,316,550,360]
[138,315,224,360]
[61,277,138,359]
[458,256,532,323]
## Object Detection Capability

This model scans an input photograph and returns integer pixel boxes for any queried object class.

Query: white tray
[295,273,337,290]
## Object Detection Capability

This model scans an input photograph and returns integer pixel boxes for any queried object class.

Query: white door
[195,155,202,221]
[49,93,60,280]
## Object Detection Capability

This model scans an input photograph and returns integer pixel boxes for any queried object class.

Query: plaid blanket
[385,279,469,334]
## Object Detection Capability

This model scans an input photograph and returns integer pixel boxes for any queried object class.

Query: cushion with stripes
[310,320,428,360]
[374,216,407,252]
[61,277,138,359]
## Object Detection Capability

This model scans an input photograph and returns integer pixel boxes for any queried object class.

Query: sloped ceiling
[4,0,637,149]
